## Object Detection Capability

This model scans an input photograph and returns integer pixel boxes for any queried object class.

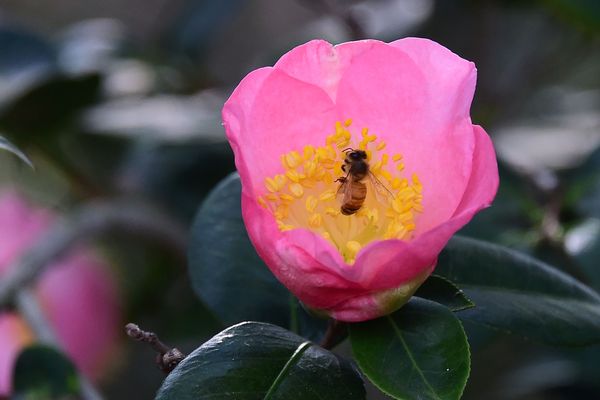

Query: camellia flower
[0,192,121,395]
[222,38,498,322]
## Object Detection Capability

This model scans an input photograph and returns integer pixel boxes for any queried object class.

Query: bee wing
[336,174,355,205]
[367,172,394,205]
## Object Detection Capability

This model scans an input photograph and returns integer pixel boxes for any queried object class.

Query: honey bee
[336,148,391,215]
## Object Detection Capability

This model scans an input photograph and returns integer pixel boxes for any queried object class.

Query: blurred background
[0,0,599,399]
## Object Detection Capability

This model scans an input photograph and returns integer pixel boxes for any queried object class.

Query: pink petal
[274,39,379,102]
[452,125,499,218]
[224,68,338,195]
[389,38,477,128]
[36,250,121,380]
[351,124,498,291]
[328,273,430,322]
[242,193,368,310]
[336,41,475,232]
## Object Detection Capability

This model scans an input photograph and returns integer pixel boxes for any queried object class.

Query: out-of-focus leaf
[414,275,474,312]
[0,27,54,77]
[436,236,600,346]
[564,147,600,219]
[458,163,538,249]
[542,0,600,32]
[0,135,33,168]
[0,26,56,114]
[170,0,245,59]
[57,19,126,75]
[188,173,327,340]
[565,218,600,289]
[12,345,79,398]
[349,298,470,400]
[155,322,365,400]
[0,72,101,137]
[82,92,226,143]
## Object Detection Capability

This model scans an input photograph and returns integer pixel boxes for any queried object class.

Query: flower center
[258,120,424,264]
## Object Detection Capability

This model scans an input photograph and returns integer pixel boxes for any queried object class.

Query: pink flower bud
[0,192,121,395]
[222,38,498,322]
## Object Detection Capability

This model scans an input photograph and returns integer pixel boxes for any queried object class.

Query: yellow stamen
[309,213,323,228]
[325,207,339,216]
[284,151,302,169]
[346,241,362,262]
[319,190,336,201]
[260,120,424,265]
[279,193,294,202]
[289,183,304,198]
[285,169,304,182]
[303,145,315,160]
[258,196,268,209]
[305,195,318,212]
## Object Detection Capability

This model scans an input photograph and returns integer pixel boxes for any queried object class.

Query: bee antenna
[342,147,354,153]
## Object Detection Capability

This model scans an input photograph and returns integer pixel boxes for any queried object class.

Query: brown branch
[526,171,590,284]
[0,199,187,307]
[125,323,186,373]
[319,319,347,350]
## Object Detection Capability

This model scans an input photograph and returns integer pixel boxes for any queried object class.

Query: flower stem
[319,319,347,350]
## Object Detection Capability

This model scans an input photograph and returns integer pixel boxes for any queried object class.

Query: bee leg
[341,164,348,172]
[335,176,347,183]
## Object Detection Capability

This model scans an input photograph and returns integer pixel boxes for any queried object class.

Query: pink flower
[0,192,121,396]
[222,38,498,322]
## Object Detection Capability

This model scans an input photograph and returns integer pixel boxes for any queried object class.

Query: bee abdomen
[341,181,367,215]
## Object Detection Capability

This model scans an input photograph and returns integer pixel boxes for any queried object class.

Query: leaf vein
[386,316,442,400]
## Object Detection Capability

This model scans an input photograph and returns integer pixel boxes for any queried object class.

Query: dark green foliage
[436,236,600,346]
[350,298,470,400]
[156,322,365,400]
[12,345,79,398]
[415,274,475,312]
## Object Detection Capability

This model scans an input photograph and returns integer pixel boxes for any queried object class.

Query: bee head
[347,149,367,160]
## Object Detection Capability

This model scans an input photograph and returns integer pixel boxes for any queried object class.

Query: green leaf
[156,322,365,400]
[0,72,101,137]
[12,345,79,398]
[0,135,33,168]
[349,298,470,400]
[0,27,54,77]
[188,173,327,340]
[414,275,475,312]
[435,236,600,346]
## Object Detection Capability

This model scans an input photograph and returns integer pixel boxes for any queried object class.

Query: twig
[538,198,590,284]
[125,323,186,373]
[0,199,187,307]
[527,171,590,284]
[16,289,104,400]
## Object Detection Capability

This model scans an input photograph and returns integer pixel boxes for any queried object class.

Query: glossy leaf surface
[350,298,470,400]
[156,322,365,400]
[414,274,474,312]
[12,345,79,398]
[436,236,600,345]
[0,135,33,167]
